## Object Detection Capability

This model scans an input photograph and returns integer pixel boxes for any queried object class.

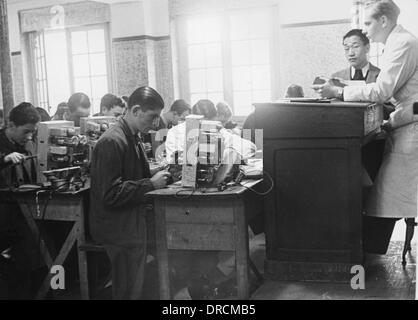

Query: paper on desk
[240,158,263,178]
[345,80,366,86]
[313,76,365,88]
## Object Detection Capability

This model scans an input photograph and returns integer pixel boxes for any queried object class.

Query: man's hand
[4,152,26,165]
[311,82,339,99]
[143,142,152,154]
[150,170,171,189]
[149,159,169,176]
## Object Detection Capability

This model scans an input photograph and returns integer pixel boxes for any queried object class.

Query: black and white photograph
[0,0,417,305]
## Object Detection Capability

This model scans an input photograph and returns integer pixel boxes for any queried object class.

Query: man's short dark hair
[216,101,232,119]
[100,93,124,112]
[9,102,40,127]
[128,86,164,111]
[67,92,91,113]
[170,99,191,115]
[192,99,217,120]
[36,107,51,122]
[285,84,304,98]
[343,29,370,46]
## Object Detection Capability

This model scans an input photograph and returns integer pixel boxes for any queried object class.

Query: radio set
[36,121,90,183]
[181,115,236,189]
[80,116,117,147]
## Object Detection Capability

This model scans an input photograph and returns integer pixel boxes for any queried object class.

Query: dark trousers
[0,202,33,299]
[362,215,399,254]
[361,139,386,182]
[104,245,146,300]
[361,138,394,255]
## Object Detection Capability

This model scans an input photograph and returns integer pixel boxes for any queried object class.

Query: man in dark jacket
[89,86,170,300]
[0,103,40,299]
[0,103,39,188]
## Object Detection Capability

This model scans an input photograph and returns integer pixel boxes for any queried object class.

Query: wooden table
[147,179,263,300]
[254,101,383,282]
[0,185,90,299]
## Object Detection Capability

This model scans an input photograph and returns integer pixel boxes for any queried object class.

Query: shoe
[187,276,211,300]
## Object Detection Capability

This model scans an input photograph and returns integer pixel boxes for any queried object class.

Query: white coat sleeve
[344,40,416,103]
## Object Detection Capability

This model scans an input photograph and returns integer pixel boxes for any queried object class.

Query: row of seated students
[0,88,261,299]
[0,92,127,299]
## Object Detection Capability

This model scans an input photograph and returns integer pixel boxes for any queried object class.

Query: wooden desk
[147,180,263,300]
[254,101,383,282]
[1,186,89,299]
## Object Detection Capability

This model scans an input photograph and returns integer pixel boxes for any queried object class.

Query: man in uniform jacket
[333,29,385,182]
[89,86,170,300]
[332,29,380,84]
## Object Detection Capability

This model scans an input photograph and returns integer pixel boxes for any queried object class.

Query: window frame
[27,23,113,115]
[174,6,278,117]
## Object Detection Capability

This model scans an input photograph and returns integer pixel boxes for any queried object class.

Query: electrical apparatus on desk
[36,121,89,183]
[181,115,238,189]
[42,166,83,192]
[80,116,117,148]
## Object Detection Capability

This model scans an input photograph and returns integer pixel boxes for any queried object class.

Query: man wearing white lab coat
[313,0,418,253]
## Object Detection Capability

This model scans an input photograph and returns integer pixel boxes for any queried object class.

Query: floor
[252,220,416,300]
[51,220,416,300]
[252,241,416,300]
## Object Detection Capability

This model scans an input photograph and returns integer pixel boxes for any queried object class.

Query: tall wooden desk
[0,186,89,299]
[254,101,383,282]
[147,180,263,300]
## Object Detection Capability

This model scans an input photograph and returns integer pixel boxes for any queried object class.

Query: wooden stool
[402,218,417,267]
[78,240,111,299]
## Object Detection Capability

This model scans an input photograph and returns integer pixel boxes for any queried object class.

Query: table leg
[76,205,89,300]
[234,200,249,299]
[154,201,170,300]
[35,222,78,299]
[19,202,54,267]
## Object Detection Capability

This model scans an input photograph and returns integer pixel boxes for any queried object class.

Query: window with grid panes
[230,9,272,116]
[29,32,49,111]
[29,25,110,116]
[187,15,225,106]
[183,8,273,116]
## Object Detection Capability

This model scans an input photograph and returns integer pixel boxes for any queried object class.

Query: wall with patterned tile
[154,39,175,110]
[278,21,352,98]
[11,53,25,104]
[0,53,25,112]
[112,36,174,110]
[112,38,149,98]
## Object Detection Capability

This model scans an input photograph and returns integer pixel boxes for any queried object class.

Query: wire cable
[175,188,196,199]
[237,170,274,196]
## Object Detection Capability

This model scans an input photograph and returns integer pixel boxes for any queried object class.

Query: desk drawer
[164,200,234,224]
[166,223,235,250]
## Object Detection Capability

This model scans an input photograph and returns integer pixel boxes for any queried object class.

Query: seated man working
[141,99,192,160]
[165,99,256,165]
[63,92,91,127]
[95,93,125,118]
[0,103,40,299]
[332,29,380,83]
[216,101,240,136]
[333,28,386,183]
